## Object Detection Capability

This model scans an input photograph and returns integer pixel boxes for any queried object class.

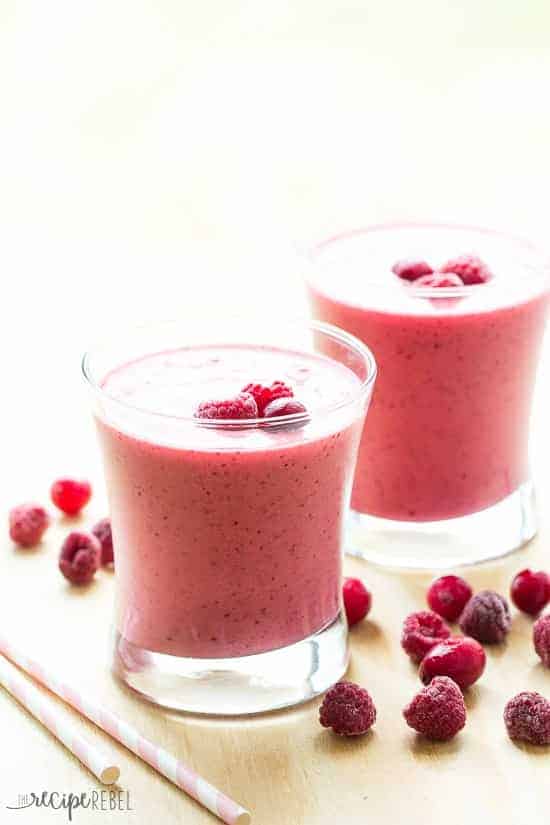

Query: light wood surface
[2,460,550,825]
[2,1,550,822]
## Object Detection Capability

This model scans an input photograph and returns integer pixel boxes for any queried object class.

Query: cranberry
[413,273,464,288]
[343,577,372,626]
[510,569,550,616]
[51,478,92,516]
[427,575,473,622]
[59,531,101,585]
[419,636,486,690]
[263,398,308,419]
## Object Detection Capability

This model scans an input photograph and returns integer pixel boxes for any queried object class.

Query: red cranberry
[51,478,92,516]
[59,531,101,585]
[419,636,486,690]
[427,575,473,622]
[343,577,372,626]
[510,569,550,616]
[9,503,50,547]
[263,398,308,418]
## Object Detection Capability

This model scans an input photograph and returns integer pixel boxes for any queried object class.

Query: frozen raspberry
[59,531,101,585]
[413,273,464,288]
[343,577,372,627]
[419,636,486,690]
[392,259,433,282]
[459,590,511,644]
[504,692,550,745]
[403,676,466,741]
[194,392,258,420]
[533,614,550,667]
[50,478,92,516]
[439,254,493,285]
[401,611,451,663]
[91,517,114,566]
[427,575,473,622]
[319,681,376,736]
[241,381,294,416]
[9,503,50,548]
[263,398,308,419]
[510,569,550,616]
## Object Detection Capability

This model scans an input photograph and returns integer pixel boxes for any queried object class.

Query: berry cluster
[8,477,113,586]
[321,568,550,743]
[392,253,493,288]
[194,380,307,422]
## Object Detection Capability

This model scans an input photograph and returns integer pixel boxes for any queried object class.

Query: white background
[1,1,549,504]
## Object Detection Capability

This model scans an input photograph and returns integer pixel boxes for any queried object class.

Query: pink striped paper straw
[0,654,119,784]
[0,636,250,825]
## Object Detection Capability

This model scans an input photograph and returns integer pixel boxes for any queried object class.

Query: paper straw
[0,636,250,825]
[0,654,119,785]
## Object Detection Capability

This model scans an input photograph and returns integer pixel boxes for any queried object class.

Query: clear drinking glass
[306,224,550,568]
[82,318,376,714]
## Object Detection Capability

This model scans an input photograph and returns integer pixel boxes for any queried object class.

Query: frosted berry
[427,575,473,622]
[343,577,372,626]
[59,531,101,585]
[241,381,294,415]
[92,517,114,566]
[414,273,464,288]
[403,676,466,741]
[319,681,376,736]
[263,398,308,419]
[439,254,493,285]
[459,590,511,644]
[9,503,50,548]
[510,569,550,616]
[51,478,92,516]
[419,636,486,690]
[504,692,550,746]
[401,611,451,663]
[533,614,550,667]
[392,259,433,282]
[194,392,258,420]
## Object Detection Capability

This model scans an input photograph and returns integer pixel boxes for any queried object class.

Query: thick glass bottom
[347,480,537,569]
[112,611,348,715]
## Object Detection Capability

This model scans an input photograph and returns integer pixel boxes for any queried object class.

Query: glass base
[112,611,349,715]
[347,481,537,569]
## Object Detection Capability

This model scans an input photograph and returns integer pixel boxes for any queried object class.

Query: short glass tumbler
[306,224,550,568]
[83,319,376,714]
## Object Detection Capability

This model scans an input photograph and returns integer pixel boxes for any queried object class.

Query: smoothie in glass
[84,321,375,713]
[307,225,549,567]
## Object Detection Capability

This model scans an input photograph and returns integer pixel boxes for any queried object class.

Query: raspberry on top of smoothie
[392,253,494,288]
[194,378,310,422]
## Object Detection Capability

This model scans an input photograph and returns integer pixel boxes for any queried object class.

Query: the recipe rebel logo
[6,789,133,821]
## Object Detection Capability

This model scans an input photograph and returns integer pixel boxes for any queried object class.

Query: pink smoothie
[307,226,549,522]
[96,345,366,659]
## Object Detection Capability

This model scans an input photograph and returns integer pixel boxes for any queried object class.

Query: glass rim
[306,221,550,299]
[81,318,377,427]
